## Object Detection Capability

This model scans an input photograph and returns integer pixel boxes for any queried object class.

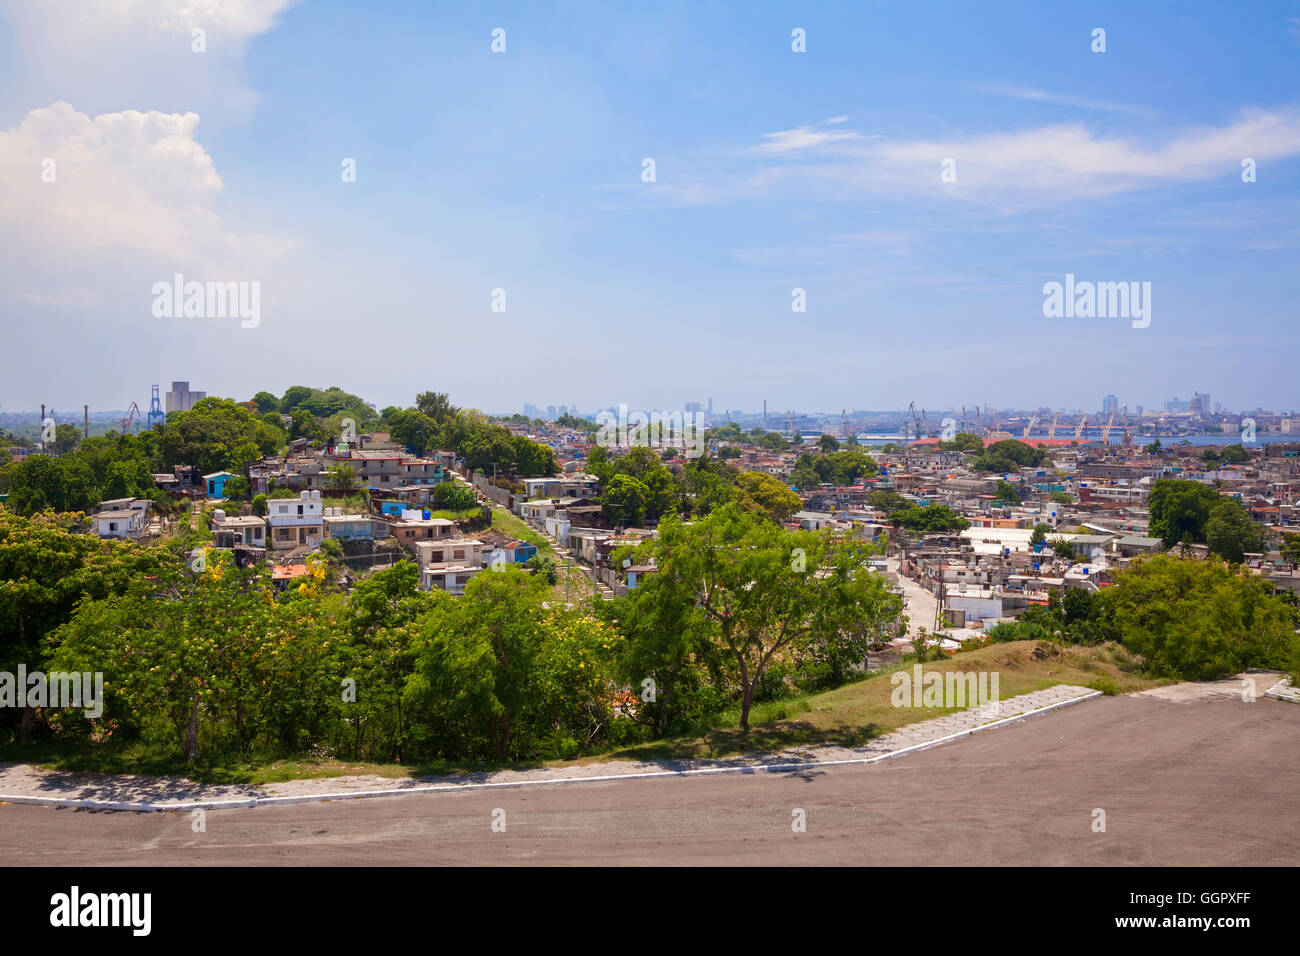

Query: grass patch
[0,739,525,786]
[426,507,482,521]
[592,640,1167,763]
[490,507,553,556]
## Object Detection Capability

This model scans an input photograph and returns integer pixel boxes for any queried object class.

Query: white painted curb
[0,690,1102,814]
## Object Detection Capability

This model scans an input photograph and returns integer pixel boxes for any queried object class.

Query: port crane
[1099,410,1117,444]
[119,402,142,434]
[908,402,923,440]
[1046,412,1059,441]
[1074,414,1087,442]
[1021,413,1038,440]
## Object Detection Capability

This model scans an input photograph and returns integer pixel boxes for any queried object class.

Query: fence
[472,472,516,510]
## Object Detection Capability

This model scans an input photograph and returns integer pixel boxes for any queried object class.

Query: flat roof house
[90,507,147,540]
[210,510,267,549]
[267,490,324,550]
[420,564,482,595]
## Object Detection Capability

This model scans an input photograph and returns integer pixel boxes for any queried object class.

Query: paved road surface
[887,556,938,635]
[2,693,1296,865]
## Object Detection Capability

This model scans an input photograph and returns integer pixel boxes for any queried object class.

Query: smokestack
[84,405,89,439]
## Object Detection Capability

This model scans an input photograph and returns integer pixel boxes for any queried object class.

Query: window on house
[109,523,118,532]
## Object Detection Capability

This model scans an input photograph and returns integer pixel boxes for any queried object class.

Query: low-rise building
[267,490,325,550]
[210,510,267,549]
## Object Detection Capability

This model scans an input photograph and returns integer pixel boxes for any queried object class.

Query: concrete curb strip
[0,690,1102,814]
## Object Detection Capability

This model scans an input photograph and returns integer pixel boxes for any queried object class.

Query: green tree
[324,463,359,492]
[524,554,558,584]
[1148,479,1222,548]
[937,432,985,453]
[817,434,840,453]
[387,409,440,457]
[1281,533,1300,567]
[971,439,1047,473]
[892,504,970,533]
[867,489,909,515]
[1105,555,1299,680]
[279,385,313,413]
[251,391,279,413]
[602,474,649,526]
[431,481,477,511]
[157,397,286,475]
[1204,498,1266,563]
[995,480,1021,503]
[735,471,802,523]
[415,391,460,424]
[630,504,902,732]
[406,568,547,761]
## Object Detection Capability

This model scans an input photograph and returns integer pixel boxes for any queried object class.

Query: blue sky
[1,0,1298,418]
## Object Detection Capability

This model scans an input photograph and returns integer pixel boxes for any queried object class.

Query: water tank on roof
[422,510,431,520]
[213,509,226,521]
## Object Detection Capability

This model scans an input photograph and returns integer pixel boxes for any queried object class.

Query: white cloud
[752,124,865,154]
[973,83,1156,117]
[0,101,297,309]
[731,108,1300,208]
[0,0,298,126]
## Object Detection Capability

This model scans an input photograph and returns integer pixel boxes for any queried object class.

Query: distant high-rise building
[1102,394,1119,416]
[546,405,557,420]
[707,397,713,414]
[1189,392,1210,417]
[165,381,205,413]
[685,401,703,414]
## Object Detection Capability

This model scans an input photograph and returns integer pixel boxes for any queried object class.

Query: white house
[90,507,147,540]
[267,490,324,550]
[420,564,482,595]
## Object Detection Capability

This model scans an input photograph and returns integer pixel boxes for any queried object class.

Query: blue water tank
[422,510,430,520]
